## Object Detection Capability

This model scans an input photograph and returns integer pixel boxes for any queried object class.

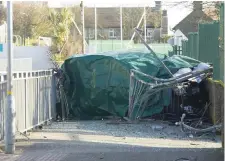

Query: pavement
[0,121,224,161]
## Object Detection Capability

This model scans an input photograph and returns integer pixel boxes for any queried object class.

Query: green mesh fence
[132,43,173,55]
[88,40,132,53]
[88,40,173,56]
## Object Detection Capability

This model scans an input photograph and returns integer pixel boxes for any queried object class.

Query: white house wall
[174,29,188,46]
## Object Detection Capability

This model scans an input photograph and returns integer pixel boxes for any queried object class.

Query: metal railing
[0,70,56,140]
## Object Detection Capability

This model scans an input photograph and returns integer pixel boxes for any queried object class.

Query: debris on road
[151,125,164,131]
[51,27,224,147]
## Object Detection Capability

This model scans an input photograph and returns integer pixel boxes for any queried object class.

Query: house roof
[85,8,120,28]
[172,10,213,37]
[84,7,162,28]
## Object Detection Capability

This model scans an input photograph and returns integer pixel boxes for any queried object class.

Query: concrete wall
[0,44,53,71]
[0,58,32,71]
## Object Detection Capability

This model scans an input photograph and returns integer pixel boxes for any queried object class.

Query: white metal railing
[0,70,56,140]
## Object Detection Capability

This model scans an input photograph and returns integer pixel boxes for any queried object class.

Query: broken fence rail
[128,67,213,120]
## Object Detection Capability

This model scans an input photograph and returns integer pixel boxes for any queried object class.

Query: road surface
[0,121,223,161]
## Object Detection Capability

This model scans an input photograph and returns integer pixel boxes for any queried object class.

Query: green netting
[132,43,173,55]
[88,40,173,55]
[88,40,132,53]
[61,49,201,119]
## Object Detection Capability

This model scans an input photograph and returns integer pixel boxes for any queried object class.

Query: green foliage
[48,8,73,56]
[13,2,53,39]
[160,35,171,43]
[0,5,6,25]
[12,3,76,58]
[122,8,161,39]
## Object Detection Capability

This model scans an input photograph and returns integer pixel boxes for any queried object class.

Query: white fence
[0,70,56,140]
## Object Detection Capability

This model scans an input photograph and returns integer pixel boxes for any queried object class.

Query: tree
[121,7,161,42]
[48,8,73,57]
[0,4,6,25]
[203,1,221,20]
[13,2,52,40]
[122,8,143,39]
[122,8,161,37]
[163,1,221,20]
[160,35,172,43]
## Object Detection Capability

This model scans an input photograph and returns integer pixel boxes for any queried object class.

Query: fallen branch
[178,113,222,133]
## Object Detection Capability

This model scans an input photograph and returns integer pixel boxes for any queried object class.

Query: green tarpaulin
[61,49,201,119]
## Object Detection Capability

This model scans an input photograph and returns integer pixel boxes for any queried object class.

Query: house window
[109,29,115,38]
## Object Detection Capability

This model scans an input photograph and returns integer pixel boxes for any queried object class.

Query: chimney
[162,10,167,16]
[161,10,168,37]
[193,1,203,11]
[155,1,161,10]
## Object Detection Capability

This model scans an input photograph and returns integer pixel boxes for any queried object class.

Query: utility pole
[80,1,85,54]
[120,6,123,49]
[144,6,147,42]
[5,1,15,154]
[95,5,97,52]
[22,13,28,46]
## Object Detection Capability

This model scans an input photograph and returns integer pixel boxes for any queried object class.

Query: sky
[163,2,192,35]
[48,0,193,35]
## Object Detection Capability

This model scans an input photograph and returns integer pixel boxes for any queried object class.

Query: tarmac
[0,120,224,161]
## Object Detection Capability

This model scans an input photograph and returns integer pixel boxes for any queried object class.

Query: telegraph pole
[5,1,15,154]
[144,6,146,42]
[120,6,123,48]
[95,5,97,52]
[80,1,85,54]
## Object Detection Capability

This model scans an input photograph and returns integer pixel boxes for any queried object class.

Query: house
[172,1,213,46]
[84,2,168,43]
[47,1,168,43]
